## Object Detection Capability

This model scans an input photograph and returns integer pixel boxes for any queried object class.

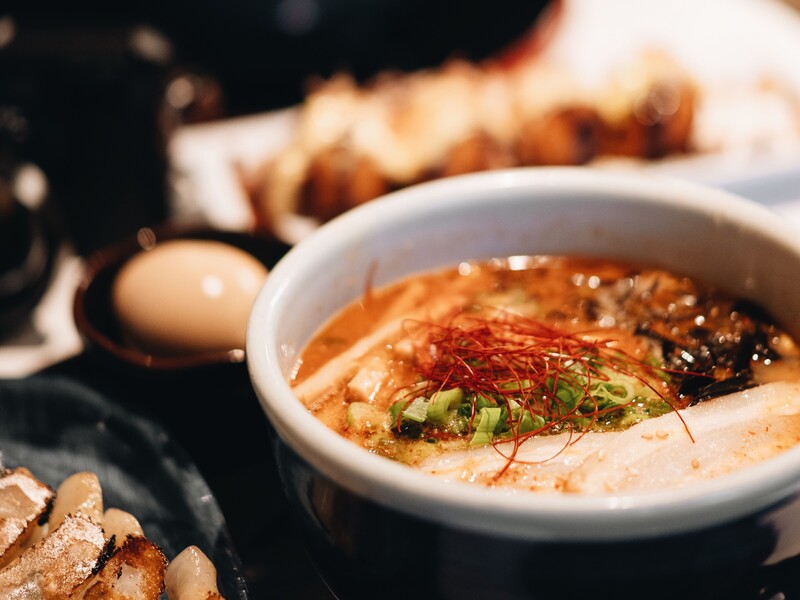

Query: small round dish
[74,223,291,372]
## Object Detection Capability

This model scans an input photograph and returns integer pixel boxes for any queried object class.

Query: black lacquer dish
[0,374,249,599]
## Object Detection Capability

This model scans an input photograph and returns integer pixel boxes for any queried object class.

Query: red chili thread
[399,310,697,476]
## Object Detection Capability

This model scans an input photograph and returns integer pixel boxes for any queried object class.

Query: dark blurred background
[0,0,548,255]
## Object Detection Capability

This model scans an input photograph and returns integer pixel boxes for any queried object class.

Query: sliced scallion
[470,406,503,446]
[402,396,430,423]
[427,387,464,423]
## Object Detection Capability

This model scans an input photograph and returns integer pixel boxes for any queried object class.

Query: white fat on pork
[420,429,618,492]
[419,381,800,494]
[567,381,800,493]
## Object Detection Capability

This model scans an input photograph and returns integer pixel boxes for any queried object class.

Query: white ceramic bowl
[247,167,800,599]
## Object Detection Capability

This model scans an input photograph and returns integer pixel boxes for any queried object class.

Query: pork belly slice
[0,514,105,598]
[165,545,226,600]
[419,428,618,492]
[0,467,55,568]
[566,381,800,494]
[419,381,800,494]
[71,535,167,600]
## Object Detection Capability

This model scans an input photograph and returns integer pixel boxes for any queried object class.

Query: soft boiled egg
[111,239,269,356]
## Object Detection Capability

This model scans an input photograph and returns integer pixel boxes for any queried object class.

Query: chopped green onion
[470,406,503,446]
[474,394,495,411]
[402,396,430,423]
[347,402,377,430]
[517,410,545,434]
[388,400,405,428]
[591,379,637,408]
[427,388,464,424]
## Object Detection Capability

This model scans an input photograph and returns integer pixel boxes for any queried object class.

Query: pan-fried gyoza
[0,468,226,599]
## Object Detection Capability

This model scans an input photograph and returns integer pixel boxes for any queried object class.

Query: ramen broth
[291,256,800,492]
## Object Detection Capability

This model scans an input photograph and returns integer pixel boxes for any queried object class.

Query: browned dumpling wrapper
[0,468,226,600]
[0,467,55,568]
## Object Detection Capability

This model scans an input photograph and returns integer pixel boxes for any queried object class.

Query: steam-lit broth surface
[291,256,800,493]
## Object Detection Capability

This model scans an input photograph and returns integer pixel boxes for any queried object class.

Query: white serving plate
[168,107,800,242]
[167,0,800,242]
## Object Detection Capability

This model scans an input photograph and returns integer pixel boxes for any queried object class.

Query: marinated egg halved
[111,239,268,356]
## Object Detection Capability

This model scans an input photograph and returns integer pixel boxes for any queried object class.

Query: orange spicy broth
[291,255,799,467]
